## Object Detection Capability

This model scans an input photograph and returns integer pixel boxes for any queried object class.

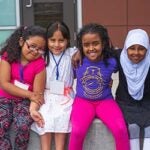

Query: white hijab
[120,29,150,100]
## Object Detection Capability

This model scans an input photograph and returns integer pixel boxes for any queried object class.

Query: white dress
[31,47,76,135]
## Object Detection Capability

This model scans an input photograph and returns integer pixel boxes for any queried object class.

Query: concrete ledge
[84,119,115,150]
[10,119,115,150]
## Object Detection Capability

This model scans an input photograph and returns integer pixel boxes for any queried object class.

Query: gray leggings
[128,124,150,139]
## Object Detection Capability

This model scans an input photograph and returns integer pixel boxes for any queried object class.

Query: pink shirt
[0,55,45,99]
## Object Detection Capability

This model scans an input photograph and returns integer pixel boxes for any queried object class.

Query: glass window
[0,0,16,26]
[34,2,63,28]
[0,0,20,45]
[0,30,13,47]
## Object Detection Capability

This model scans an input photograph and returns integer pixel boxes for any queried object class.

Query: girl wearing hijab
[116,29,150,150]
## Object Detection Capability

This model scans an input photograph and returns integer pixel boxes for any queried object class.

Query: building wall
[1,0,150,48]
[82,0,150,48]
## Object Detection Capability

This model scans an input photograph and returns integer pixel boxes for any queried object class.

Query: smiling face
[20,36,46,64]
[82,33,103,62]
[127,44,147,64]
[47,30,68,55]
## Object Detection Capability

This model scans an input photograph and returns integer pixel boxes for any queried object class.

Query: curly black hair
[0,25,46,63]
[77,23,114,66]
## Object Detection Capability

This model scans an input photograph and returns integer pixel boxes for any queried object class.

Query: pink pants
[69,97,130,150]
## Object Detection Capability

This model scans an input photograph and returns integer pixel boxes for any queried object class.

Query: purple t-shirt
[75,57,118,101]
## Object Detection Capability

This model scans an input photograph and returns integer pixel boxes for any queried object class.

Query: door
[20,0,76,46]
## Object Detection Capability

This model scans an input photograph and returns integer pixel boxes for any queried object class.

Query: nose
[54,41,60,47]
[32,49,38,54]
[134,49,139,55]
[89,44,94,50]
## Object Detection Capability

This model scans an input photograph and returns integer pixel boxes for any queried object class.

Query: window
[0,0,20,44]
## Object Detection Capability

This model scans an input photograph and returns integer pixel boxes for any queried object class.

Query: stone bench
[10,119,115,150]
[10,73,118,150]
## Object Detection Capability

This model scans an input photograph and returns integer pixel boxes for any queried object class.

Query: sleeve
[112,57,119,73]
[34,57,46,74]
[1,52,8,61]
[112,49,122,73]
[66,47,78,57]
[73,68,77,79]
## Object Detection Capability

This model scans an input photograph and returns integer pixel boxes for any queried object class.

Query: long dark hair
[0,25,46,63]
[77,23,114,65]
[44,21,70,66]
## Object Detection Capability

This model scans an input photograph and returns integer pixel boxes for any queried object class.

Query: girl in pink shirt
[0,25,46,150]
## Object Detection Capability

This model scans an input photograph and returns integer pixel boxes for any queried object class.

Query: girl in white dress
[30,21,77,150]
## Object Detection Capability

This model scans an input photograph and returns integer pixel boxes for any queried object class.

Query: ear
[19,37,24,47]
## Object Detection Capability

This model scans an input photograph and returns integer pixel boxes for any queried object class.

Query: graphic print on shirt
[81,66,104,99]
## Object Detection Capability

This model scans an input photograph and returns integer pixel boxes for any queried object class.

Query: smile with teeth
[88,51,97,56]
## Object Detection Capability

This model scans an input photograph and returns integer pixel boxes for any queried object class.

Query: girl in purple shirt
[0,26,46,150]
[69,23,130,150]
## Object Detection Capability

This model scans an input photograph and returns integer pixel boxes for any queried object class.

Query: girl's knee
[0,128,6,138]
[14,116,33,131]
[14,120,32,132]
[144,126,150,137]
[71,125,87,139]
[15,125,30,133]
[128,124,140,138]
[0,122,11,137]
[111,121,128,137]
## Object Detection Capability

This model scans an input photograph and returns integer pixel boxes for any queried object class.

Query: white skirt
[31,90,74,135]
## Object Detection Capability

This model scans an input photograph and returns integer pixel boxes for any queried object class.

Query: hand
[29,92,44,106]
[109,79,113,88]
[72,50,82,68]
[30,110,45,128]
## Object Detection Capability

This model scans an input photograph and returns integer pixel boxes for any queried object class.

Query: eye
[30,44,37,48]
[138,46,146,51]
[49,39,55,42]
[59,39,65,42]
[93,41,101,46]
[129,46,135,50]
[83,43,90,48]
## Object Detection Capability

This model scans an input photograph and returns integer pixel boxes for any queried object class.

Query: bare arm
[30,68,46,111]
[72,50,82,68]
[0,60,33,98]
[29,69,46,127]
[0,60,46,104]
